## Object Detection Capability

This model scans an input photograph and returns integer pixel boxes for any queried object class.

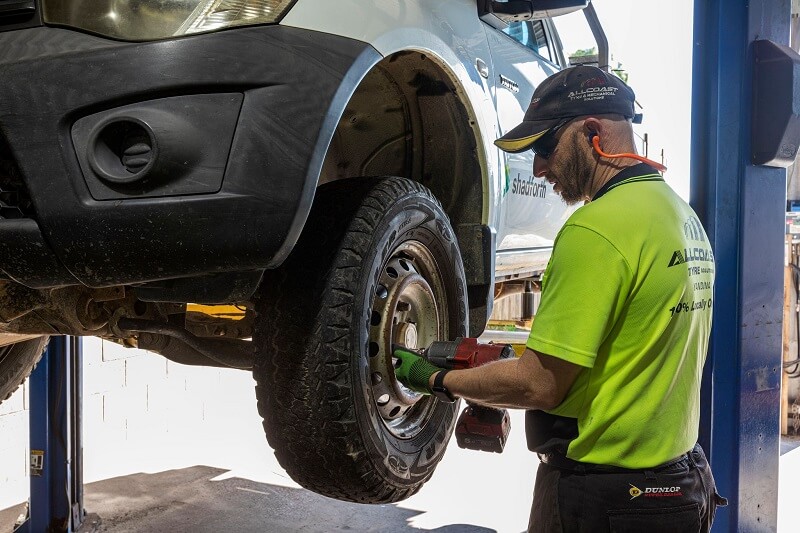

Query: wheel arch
[317,49,494,333]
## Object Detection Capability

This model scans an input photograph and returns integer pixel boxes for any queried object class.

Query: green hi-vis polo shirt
[526,163,714,469]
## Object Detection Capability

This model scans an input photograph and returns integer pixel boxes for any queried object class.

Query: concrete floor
[3,426,800,532]
[2,465,494,533]
[0,363,540,533]
[2,366,800,532]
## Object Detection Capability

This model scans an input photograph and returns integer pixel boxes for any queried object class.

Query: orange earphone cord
[592,135,668,173]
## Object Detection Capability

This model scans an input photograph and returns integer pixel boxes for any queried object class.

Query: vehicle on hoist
[0,0,599,503]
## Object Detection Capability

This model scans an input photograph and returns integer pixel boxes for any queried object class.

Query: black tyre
[254,177,467,503]
[0,337,48,404]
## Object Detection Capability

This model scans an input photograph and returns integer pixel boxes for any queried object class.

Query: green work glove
[393,348,444,394]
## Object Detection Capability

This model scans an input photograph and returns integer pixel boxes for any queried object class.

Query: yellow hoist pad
[510,344,527,357]
[186,304,246,321]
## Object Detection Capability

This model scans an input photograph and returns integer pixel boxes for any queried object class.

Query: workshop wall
[0,339,258,511]
[0,375,28,511]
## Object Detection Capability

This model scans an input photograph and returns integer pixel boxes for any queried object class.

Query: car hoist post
[15,337,85,533]
[691,0,796,530]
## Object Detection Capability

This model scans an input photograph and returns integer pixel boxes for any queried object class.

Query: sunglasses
[530,118,572,159]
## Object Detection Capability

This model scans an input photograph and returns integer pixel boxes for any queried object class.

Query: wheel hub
[395,322,418,350]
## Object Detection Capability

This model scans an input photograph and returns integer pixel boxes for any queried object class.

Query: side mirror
[478,0,588,29]
[530,0,590,18]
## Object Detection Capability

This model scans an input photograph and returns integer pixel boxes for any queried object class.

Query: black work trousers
[528,444,725,532]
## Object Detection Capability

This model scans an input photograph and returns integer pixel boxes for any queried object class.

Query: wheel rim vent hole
[376,285,388,299]
[377,394,390,406]
[369,342,380,357]
[386,267,399,279]
[370,311,381,326]
[399,259,411,271]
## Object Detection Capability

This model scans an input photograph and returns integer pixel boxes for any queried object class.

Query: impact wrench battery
[408,337,515,453]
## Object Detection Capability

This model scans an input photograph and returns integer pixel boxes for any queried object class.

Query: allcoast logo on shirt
[667,247,714,267]
[629,484,683,500]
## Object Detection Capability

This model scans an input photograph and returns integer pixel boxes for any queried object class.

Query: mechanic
[393,65,726,532]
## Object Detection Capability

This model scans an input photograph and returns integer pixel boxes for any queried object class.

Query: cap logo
[568,86,619,102]
[581,76,608,88]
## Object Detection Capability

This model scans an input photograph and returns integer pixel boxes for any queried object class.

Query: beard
[549,133,595,205]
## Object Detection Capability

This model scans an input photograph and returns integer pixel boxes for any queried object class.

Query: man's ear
[583,117,603,148]
[583,117,603,140]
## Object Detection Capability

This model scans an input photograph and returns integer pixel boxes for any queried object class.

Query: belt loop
[644,469,657,480]
[686,450,698,469]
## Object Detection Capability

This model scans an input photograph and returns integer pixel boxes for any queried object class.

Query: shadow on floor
[1,465,496,533]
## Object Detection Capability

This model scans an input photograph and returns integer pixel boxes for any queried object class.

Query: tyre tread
[0,337,48,405]
[253,177,458,503]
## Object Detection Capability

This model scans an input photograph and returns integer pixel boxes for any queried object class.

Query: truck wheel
[254,177,467,503]
[0,337,48,404]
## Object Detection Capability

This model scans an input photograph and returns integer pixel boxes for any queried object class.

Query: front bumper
[0,24,377,289]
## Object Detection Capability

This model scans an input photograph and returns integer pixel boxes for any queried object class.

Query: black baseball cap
[494,65,636,153]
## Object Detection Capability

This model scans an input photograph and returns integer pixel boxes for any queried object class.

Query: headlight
[42,0,296,41]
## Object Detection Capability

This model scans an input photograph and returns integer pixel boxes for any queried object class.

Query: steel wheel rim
[368,240,449,439]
